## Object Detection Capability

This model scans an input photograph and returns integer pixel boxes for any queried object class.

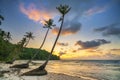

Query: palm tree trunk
[24,38,30,47]
[39,15,65,70]
[27,28,50,64]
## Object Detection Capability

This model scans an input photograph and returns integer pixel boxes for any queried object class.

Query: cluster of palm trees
[6,32,34,64]
[0,15,12,42]
[1,4,71,76]
[0,29,12,42]
[9,19,56,68]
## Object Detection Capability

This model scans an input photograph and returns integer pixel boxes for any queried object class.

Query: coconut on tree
[21,4,71,76]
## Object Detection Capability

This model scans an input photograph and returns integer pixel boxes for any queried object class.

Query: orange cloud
[85,6,107,16]
[52,28,76,36]
[20,3,52,24]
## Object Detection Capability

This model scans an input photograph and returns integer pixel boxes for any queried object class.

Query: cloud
[20,3,52,24]
[84,6,107,16]
[75,39,110,49]
[111,48,120,51]
[52,22,81,36]
[57,42,68,46]
[94,23,120,37]
[105,53,120,59]
[72,50,77,53]
[59,51,67,56]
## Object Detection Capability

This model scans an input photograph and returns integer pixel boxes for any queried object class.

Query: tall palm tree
[38,4,71,70]
[19,37,27,50]
[26,19,55,64]
[21,5,71,76]
[0,14,4,25]
[24,32,34,47]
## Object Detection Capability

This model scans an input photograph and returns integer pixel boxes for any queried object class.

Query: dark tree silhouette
[24,32,34,47]
[0,30,6,39]
[0,14,4,25]
[39,4,71,70]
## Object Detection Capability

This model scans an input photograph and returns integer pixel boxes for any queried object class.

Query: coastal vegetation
[0,23,59,62]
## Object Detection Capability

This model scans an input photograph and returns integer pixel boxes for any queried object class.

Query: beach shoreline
[1,60,120,80]
[1,72,86,80]
[21,72,86,80]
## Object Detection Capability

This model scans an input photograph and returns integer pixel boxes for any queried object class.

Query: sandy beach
[1,71,85,80]
[1,60,120,80]
[21,73,85,80]
[0,61,87,80]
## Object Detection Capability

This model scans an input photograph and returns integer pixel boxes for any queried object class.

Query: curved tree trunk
[27,28,50,64]
[39,15,65,70]
[24,38,30,47]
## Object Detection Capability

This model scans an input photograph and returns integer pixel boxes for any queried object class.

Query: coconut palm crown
[56,4,71,22]
[56,4,71,15]
[24,32,34,40]
[43,19,56,29]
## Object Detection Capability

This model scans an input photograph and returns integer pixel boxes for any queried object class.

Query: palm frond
[43,19,55,29]
[56,4,71,15]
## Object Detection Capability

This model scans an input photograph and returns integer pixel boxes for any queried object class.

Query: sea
[0,60,120,80]
[46,60,120,80]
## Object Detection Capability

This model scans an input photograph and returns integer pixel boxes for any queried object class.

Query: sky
[0,0,120,60]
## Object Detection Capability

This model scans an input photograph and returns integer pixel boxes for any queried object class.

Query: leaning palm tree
[21,4,71,76]
[39,4,71,70]
[0,14,4,25]
[24,32,34,47]
[10,19,55,68]
[26,19,55,64]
